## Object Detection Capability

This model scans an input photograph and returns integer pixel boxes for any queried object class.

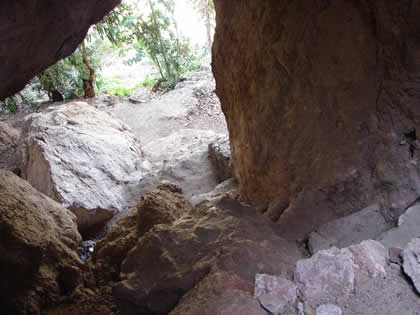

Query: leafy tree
[34,40,103,100]
[1,0,204,113]
[32,2,132,102]
[126,0,200,90]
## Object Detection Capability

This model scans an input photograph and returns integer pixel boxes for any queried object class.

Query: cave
[1,0,420,314]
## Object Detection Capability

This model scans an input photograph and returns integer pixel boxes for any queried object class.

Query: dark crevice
[404,128,417,157]
[404,129,416,141]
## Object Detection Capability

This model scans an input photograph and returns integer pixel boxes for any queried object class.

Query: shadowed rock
[108,192,301,314]
[213,0,420,240]
[0,170,83,314]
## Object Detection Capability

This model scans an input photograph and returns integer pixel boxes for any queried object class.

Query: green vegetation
[1,0,214,113]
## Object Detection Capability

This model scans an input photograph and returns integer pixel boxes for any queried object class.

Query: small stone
[254,274,297,315]
[316,304,342,315]
[295,247,354,307]
[81,240,96,248]
[402,238,420,294]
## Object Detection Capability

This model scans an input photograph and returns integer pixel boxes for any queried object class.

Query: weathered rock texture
[213,0,420,239]
[0,120,19,145]
[89,186,302,315]
[142,129,225,199]
[0,120,20,173]
[254,274,297,315]
[308,203,391,254]
[208,135,234,182]
[0,170,84,314]
[170,270,265,315]
[378,204,420,249]
[18,102,147,230]
[91,183,192,283]
[190,177,239,205]
[113,196,301,314]
[0,0,121,100]
[264,239,419,314]
[402,238,420,294]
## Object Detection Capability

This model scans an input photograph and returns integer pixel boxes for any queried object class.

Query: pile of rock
[90,186,302,314]
[255,238,420,314]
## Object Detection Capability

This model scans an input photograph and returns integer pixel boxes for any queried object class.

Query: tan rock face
[112,196,302,314]
[0,171,83,314]
[0,0,121,100]
[91,183,191,283]
[213,0,420,238]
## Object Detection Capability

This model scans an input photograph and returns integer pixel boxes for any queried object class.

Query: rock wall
[213,0,420,238]
[0,0,121,100]
[0,171,84,314]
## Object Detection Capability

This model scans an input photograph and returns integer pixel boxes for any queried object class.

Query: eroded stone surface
[348,240,389,278]
[254,274,297,315]
[316,304,342,315]
[170,270,265,315]
[92,183,195,284]
[136,182,193,235]
[308,204,390,254]
[142,129,225,199]
[295,239,418,314]
[402,238,420,294]
[112,196,302,314]
[190,177,239,205]
[208,135,234,182]
[0,121,19,145]
[17,102,147,230]
[378,204,420,249]
[213,0,420,240]
[0,170,83,314]
[295,247,354,307]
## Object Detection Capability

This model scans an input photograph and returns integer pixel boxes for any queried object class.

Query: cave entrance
[0,0,232,242]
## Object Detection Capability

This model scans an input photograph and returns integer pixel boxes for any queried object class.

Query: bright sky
[123,0,208,46]
[175,0,207,46]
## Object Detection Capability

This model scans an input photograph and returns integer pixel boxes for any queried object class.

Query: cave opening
[1,0,420,314]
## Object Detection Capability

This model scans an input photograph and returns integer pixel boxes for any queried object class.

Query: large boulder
[0,0,120,100]
[0,170,84,314]
[91,183,192,283]
[18,101,148,230]
[112,196,302,314]
[142,129,226,199]
[213,0,420,240]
